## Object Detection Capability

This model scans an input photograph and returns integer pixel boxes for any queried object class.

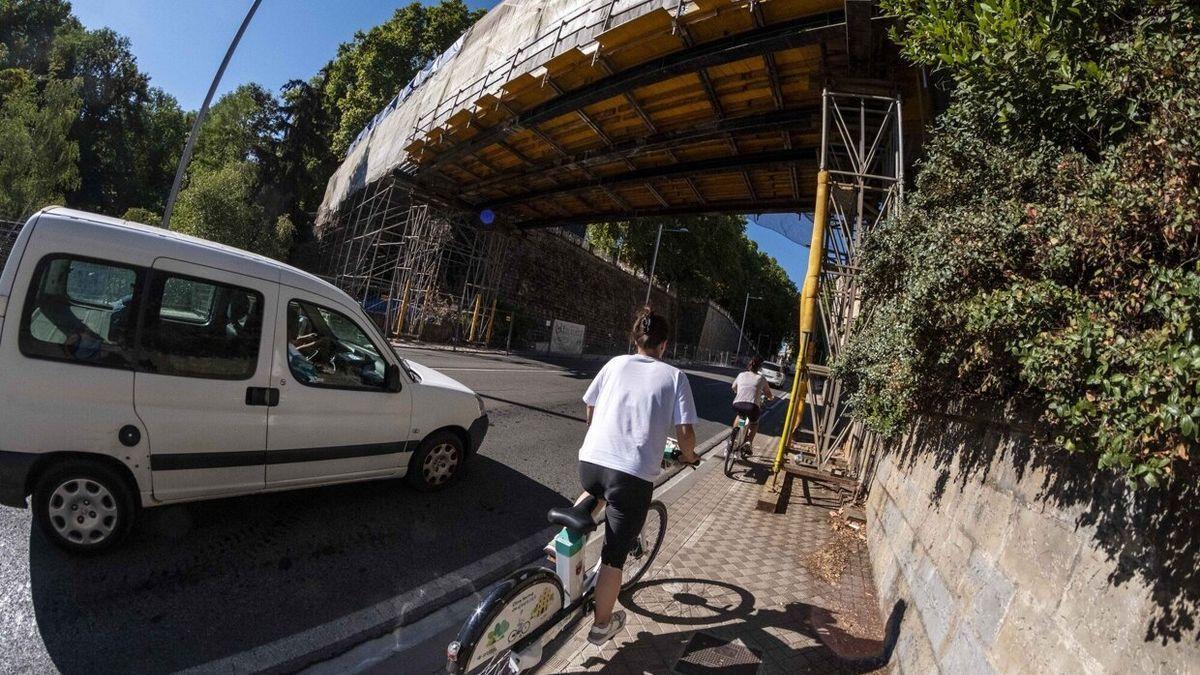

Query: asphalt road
[0,348,746,674]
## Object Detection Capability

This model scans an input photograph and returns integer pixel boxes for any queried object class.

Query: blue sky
[70,0,809,284]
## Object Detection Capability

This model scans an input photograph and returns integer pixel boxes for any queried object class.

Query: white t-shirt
[732,371,769,406]
[579,354,698,482]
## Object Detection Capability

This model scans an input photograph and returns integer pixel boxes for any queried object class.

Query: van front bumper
[0,451,37,508]
[468,415,489,453]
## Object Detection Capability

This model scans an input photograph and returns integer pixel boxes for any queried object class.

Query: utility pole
[736,292,762,364]
[644,223,688,305]
[162,0,264,230]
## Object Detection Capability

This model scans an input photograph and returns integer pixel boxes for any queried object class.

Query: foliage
[322,0,484,156]
[839,0,1200,485]
[587,216,798,355]
[171,161,294,260]
[0,69,80,219]
[120,206,159,227]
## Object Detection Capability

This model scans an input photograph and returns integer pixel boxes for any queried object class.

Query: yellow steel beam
[467,293,484,342]
[394,281,411,336]
[773,169,829,473]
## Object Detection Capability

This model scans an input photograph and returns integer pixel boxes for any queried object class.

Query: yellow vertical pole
[394,281,411,336]
[484,296,499,344]
[467,293,483,342]
[774,170,830,473]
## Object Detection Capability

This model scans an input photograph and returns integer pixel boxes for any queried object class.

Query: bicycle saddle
[548,495,599,535]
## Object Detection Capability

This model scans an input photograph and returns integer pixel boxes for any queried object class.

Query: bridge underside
[319,0,933,231]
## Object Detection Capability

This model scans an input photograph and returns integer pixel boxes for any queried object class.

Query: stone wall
[866,413,1199,674]
[497,228,677,353]
[678,299,741,359]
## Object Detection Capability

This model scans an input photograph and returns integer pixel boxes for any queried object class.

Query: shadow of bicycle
[549,577,906,674]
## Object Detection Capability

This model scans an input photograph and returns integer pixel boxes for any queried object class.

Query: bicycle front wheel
[622,501,667,589]
[448,567,564,674]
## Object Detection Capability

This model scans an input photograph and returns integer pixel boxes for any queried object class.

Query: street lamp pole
[644,222,664,305]
[736,292,762,363]
[644,223,688,305]
[162,0,264,230]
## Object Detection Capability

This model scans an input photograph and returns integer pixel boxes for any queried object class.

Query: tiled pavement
[535,437,888,674]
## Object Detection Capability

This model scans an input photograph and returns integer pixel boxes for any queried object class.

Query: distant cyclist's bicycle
[446,444,697,674]
[724,415,753,477]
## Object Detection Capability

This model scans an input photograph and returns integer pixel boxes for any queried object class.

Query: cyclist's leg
[592,467,653,628]
[745,404,762,445]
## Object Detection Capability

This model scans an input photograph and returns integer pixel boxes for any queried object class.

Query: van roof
[37,207,350,302]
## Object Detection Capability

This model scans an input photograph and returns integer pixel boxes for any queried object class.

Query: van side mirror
[385,363,403,392]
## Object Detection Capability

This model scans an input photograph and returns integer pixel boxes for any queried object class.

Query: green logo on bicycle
[486,619,509,647]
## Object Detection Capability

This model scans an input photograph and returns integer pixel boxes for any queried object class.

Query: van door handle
[245,387,279,407]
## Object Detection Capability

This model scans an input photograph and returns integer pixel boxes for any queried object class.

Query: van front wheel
[407,431,465,492]
[33,459,136,554]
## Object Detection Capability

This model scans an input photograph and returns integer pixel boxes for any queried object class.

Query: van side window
[18,256,143,369]
[138,272,263,380]
[285,300,386,390]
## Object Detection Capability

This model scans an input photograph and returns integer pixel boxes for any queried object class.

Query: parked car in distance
[760,360,785,387]
[0,208,488,554]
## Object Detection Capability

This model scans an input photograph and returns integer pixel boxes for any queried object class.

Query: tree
[0,0,74,74]
[322,0,485,156]
[588,216,798,354]
[171,161,294,260]
[50,26,155,216]
[0,69,80,219]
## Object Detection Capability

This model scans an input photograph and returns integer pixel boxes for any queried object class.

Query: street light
[162,0,265,229]
[735,292,762,363]
[644,223,688,305]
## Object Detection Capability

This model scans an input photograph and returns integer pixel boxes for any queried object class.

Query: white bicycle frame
[552,503,607,602]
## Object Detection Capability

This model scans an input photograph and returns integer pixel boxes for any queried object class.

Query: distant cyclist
[730,355,774,450]
[576,306,700,645]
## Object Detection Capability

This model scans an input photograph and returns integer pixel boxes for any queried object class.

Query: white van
[0,208,488,553]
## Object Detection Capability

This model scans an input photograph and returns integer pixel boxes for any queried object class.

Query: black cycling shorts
[579,461,654,569]
[732,401,761,423]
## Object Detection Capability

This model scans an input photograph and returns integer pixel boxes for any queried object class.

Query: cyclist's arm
[675,424,699,463]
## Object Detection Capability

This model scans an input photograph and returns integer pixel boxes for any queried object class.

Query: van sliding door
[134,258,278,502]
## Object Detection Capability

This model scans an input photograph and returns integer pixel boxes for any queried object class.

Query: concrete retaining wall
[866,414,1199,674]
[499,227,677,353]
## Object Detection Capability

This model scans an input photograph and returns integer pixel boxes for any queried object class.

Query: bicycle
[724,415,753,477]
[446,444,697,674]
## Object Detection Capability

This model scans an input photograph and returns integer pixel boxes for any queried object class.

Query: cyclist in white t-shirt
[577,306,701,645]
[730,355,774,446]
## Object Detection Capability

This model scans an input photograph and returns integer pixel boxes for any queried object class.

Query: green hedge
[837,1,1199,485]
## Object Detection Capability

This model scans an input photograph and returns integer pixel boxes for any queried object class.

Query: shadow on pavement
[27,455,568,674]
[562,578,904,674]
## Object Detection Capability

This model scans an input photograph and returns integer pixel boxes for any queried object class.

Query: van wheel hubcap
[422,444,460,486]
[48,479,118,544]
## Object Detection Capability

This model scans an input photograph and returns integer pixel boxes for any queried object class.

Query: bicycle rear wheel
[622,500,667,589]
[448,568,564,674]
[724,426,742,477]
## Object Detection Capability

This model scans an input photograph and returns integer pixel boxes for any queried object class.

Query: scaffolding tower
[772,89,904,503]
[318,176,510,345]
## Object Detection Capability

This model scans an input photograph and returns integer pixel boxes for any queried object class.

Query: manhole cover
[673,632,762,674]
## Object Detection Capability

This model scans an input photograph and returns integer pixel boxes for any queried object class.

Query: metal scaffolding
[774,89,904,501]
[318,177,510,345]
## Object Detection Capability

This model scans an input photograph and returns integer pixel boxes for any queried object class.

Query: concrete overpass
[315,0,932,229]
[314,0,937,497]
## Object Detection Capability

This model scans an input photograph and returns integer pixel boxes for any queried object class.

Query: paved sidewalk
[535,437,891,674]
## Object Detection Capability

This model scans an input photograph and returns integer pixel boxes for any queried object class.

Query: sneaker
[587,611,626,645]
